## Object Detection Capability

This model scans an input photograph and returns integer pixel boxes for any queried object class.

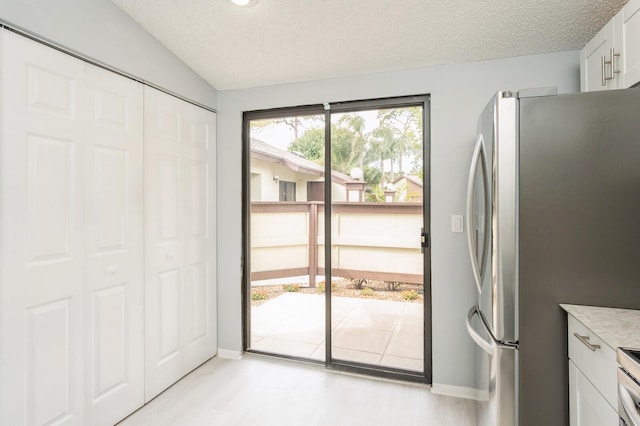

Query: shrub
[385,281,402,291]
[402,290,420,301]
[360,288,375,297]
[317,281,337,293]
[283,284,300,292]
[251,290,268,301]
[351,278,367,290]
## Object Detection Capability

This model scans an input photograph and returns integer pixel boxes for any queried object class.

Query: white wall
[1,0,216,109]
[217,51,580,391]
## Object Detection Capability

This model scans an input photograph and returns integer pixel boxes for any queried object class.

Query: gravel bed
[250,278,423,306]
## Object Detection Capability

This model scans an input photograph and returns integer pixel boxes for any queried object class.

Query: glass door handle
[421,228,429,253]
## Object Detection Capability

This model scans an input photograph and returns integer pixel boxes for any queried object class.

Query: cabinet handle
[603,48,621,85]
[573,332,601,352]
[609,48,621,78]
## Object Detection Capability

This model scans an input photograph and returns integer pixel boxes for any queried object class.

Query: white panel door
[82,64,144,425]
[0,30,85,426]
[144,86,216,402]
[0,29,144,426]
[182,100,217,372]
[616,0,640,88]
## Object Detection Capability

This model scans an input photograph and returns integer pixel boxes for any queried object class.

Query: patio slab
[250,292,424,372]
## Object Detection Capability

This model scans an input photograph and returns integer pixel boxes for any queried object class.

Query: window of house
[278,181,296,201]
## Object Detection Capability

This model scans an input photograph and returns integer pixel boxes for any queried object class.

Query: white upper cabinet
[581,0,640,91]
[580,21,616,91]
[615,0,640,88]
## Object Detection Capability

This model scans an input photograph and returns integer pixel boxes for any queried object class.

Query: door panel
[618,0,640,88]
[26,299,74,426]
[0,30,144,426]
[27,135,75,263]
[580,22,615,91]
[329,107,426,374]
[182,104,216,371]
[144,86,216,401]
[92,285,127,398]
[1,30,85,426]
[83,63,144,426]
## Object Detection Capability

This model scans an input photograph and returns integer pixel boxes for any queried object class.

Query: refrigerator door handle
[466,134,490,294]
[467,305,519,355]
[466,305,496,355]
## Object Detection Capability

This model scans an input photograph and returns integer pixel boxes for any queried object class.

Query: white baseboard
[431,383,489,401]
[217,348,244,360]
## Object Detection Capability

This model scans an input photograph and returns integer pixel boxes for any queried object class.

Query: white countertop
[560,304,640,350]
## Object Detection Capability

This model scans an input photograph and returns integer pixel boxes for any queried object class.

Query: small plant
[283,284,300,292]
[351,278,367,290]
[385,281,402,291]
[360,288,375,297]
[317,281,337,293]
[402,290,420,301]
[251,290,268,301]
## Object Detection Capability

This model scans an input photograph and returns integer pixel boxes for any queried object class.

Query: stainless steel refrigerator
[465,88,640,426]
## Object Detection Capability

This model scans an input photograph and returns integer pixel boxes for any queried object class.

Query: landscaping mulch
[250,278,423,306]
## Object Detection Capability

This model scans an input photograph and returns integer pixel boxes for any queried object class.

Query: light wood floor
[119,355,477,426]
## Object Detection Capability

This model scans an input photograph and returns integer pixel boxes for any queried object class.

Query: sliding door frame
[242,95,431,383]
[241,104,325,360]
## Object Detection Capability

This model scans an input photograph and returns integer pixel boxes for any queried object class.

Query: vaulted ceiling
[111,0,627,90]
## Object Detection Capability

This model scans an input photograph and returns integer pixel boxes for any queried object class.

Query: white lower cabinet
[0,29,217,425]
[569,361,618,426]
[567,316,618,426]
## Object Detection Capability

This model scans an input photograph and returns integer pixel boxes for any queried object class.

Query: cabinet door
[82,64,144,426]
[616,0,640,88]
[0,29,86,426]
[569,361,618,426]
[144,86,216,402]
[580,21,616,91]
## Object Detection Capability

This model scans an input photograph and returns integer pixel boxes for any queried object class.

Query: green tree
[288,127,324,161]
[252,115,323,141]
[376,107,422,178]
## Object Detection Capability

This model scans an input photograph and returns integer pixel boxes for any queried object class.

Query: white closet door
[82,64,144,425]
[0,29,144,426]
[0,30,86,426]
[144,86,216,402]
[182,100,217,372]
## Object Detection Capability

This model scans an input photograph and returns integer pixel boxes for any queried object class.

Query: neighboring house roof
[394,175,423,188]
[250,138,356,184]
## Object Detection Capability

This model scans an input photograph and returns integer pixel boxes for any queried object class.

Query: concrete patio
[250,292,424,371]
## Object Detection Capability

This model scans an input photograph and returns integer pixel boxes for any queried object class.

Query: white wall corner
[431,383,489,401]
[217,348,244,360]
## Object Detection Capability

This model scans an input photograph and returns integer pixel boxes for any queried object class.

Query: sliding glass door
[243,96,431,381]
[329,103,426,374]
[245,109,326,360]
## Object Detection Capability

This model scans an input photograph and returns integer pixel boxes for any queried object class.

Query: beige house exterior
[250,138,358,202]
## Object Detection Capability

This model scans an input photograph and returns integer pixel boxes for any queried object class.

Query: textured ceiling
[111,0,627,90]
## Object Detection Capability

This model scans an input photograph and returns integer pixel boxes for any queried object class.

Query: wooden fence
[250,202,424,287]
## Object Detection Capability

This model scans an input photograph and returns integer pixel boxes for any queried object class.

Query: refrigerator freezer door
[466,304,517,426]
